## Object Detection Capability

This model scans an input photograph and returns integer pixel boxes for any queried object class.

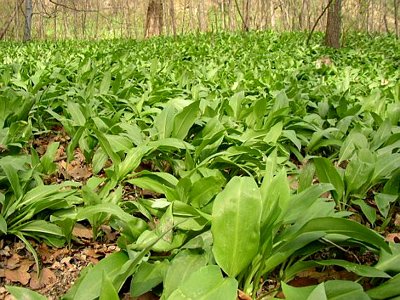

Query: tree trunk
[23,0,33,41]
[144,0,164,38]
[325,0,342,48]
[395,0,399,39]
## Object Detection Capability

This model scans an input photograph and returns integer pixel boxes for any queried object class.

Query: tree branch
[48,0,98,13]
[306,0,335,45]
[0,0,24,40]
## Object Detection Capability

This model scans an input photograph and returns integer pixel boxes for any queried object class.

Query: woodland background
[0,0,399,41]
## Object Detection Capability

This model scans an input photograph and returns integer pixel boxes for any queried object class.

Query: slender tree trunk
[395,0,399,39]
[23,0,33,41]
[325,0,342,48]
[170,0,177,36]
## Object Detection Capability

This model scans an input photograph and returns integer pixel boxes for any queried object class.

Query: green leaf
[376,243,400,273]
[339,132,368,163]
[344,149,375,194]
[167,265,238,300]
[372,153,400,184]
[314,158,344,203]
[352,200,376,224]
[172,101,199,139]
[93,128,121,166]
[188,176,224,208]
[285,259,389,280]
[154,104,177,139]
[63,252,129,300]
[212,176,262,277]
[162,250,207,299]
[130,261,169,297]
[282,282,321,300]
[264,122,283,145]
[99,272,119,300]
[297,217,390,252]
[375,193,397,218]
[324,280,370,300]
[298,162,316,192]
[67,102,86,126]
[6,285,47,300]
[0,214,7,234]
[77,203,147,238]
[40,142,59,174]
[367,273,400,299]
[92,147,108,174]
[117,145,151,180]
[0,162,23,199]
[99,71,111,94]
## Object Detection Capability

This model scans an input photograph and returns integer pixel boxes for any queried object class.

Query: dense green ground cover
[0,32,400,299]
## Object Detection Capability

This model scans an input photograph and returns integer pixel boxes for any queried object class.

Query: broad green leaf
[77,203,147,238]
[0,215,7,234]
[372,153,400,184]
[167,265,238,300]
[352,200,376,224]
[40,142,59,174]
[63,252,129,300]
[154,104,177,139]
[105,135,133,152]
[297,217,390,252]
[344,149,375,194]
[261,168,290,227]
[67,127,85,162]
[130,261,169,297]
[93,128,121,166]
[99,71,111,94]
[6,286,47,300]
[314,158,344,203]
[371,119,392,150]
[127,172,178,195]
[212,176,262,277]
[99,272,119,300]
[92,147,108,174]
[172,101,199,139]
[298,162,316,192]
[264,122,283,145]
[282,282,321,300]
[188,176,224,208]
[285,259,389,280]
[0,162,22,199]
[375,193,398,218]
[284,183,334,223]
[162,250,207,299]
[339,132,368,163]
[324,280,370,300]
[118,145,151,180]
[367,273,400,299]
[376,243,400,273]
[67,102,86,126]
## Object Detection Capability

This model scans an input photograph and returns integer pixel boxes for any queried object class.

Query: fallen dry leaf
[238,289,252,300]
[6,253,21,270]
[4,259,33,285]
[72,224,93,240]
[394,214,400,227]
[30,268,57,290]
[386,233,400,243]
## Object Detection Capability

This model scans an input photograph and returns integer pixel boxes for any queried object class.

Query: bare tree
[1,0,23,40]
[23,0,33,41]
[144,0,164,38]
[325,0,342,48]
[395,0,399,38]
